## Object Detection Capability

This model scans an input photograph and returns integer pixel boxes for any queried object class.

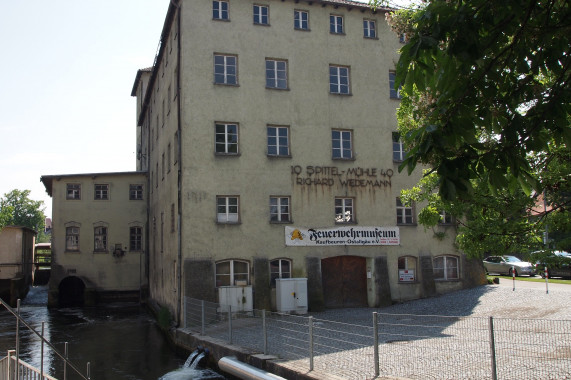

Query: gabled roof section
[40,171,148,197]
[131,67,153,97]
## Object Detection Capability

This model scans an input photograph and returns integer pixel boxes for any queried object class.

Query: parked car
[533,251,571,279]
[483,255,536,276]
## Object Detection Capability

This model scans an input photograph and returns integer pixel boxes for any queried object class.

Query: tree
[372,0,570,257]
[381,0,570,200]
[0,189,46,233]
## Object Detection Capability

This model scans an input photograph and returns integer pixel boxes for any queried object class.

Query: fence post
[373,312,379,377]
[309,316,314,371]
[228,305,233,345]
[41,322,45,379]
[15,299,20,380]
[201,300,205,335]
[7,350,13,379]
[64,342,68,380]
[262,309,268,355]
[489,316,498,380]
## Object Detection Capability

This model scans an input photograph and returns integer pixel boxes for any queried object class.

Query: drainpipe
[175,0,183,326]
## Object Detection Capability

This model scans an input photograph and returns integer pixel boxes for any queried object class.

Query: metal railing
[183,297,571,380]
[0,350,57,380]
[0,298,91,380]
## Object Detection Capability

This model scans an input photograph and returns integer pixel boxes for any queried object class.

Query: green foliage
[388,0,570,201]
[527,250,571,270]
[384,0,570,257]
[157,306,172,330]
[0,189,46,232]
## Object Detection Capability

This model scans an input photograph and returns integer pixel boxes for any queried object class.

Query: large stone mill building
[42,0,484,318]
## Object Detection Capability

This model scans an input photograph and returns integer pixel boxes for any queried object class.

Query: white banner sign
[285,226,400,246]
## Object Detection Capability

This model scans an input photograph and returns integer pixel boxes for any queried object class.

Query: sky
[0,1,170,217]
[0,0,402,219]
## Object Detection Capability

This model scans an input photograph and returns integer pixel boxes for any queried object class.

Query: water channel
[0,286,227,380]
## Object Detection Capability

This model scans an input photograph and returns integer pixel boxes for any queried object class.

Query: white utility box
[276,278,308,314]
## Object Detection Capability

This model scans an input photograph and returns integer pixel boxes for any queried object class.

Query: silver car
[483,255,536,276]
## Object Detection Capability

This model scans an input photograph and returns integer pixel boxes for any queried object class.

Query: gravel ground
[189,281,571,380]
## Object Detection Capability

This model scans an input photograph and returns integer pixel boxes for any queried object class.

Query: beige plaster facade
[131,0,485,322]
[41,172,147,306]
[0,226,36,305]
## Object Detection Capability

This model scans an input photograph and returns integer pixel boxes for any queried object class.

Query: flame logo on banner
[290,229,304,240]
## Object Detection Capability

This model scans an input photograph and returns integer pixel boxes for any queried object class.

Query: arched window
[398,256,417,283]
[433,255,459,280]
[216,260,249,287]
[270,259,292,287]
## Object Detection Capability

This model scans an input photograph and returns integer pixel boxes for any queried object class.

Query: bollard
[512,266,516,291]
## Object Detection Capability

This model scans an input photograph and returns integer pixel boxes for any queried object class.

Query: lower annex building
[41,0,485,316]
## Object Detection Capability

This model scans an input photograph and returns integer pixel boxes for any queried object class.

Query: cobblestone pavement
[193,282,571,380]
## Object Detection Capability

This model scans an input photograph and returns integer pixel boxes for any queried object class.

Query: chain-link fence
[183,297,571,380]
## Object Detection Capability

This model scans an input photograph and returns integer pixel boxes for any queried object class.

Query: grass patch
[487,275,571,285]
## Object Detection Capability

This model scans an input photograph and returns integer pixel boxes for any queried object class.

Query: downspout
[175,0,183,326]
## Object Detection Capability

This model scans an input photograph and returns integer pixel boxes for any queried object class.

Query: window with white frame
[433,255,459,280]
[396,197,414,225]
[66,184,81,200]
[363,19,376,38]
[253,4,269,25]
[266,59,288,89]
[332,129,353,159]
[330,14,344,34]
[130,226,143,251]
[215,123,239,154]
[65,226,80,251]
[129,184,144,200]
[270,259,292,287]
[270,196,291,222]
[94,226,108,252]
[267,126,290,156]
[214,54,237,85]
[335,197,354,223]
[294,10,309,30]
[439,210,454,225]
[216,260,249,287]
[392,132,406,162]
[213,0,229,20]
[94,184,109,200]
[329,65,350,94]
[389,70,402,99]
[217,196,239,223]
[398,256,417,282]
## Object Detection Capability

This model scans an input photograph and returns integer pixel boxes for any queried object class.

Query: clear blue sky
[0,0,405,218]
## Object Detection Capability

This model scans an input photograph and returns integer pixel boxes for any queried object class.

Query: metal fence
[0,350,58,380]
[183,297,571,380]
[0,299,91,380]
